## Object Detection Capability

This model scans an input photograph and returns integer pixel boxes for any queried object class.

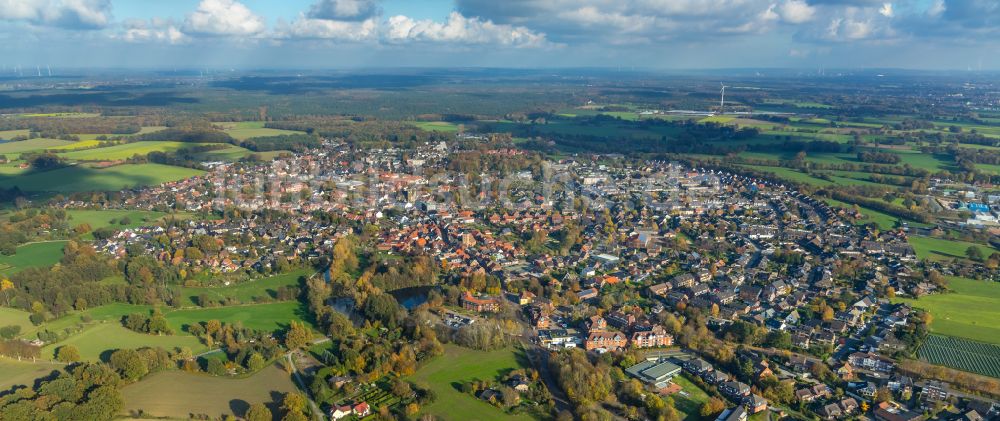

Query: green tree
[284,321,312,349]
[55,345,80,363]
[282,392,308,414]
[246,352,266,372]
[245,403,273,421]
[109,349,148,381]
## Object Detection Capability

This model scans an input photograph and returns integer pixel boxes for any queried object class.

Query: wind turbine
[719,83,728,115]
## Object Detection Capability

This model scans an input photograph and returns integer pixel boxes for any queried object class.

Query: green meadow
[0,163,203,192]
[894,277,1000,345]
[0,241,67,275]
[58,141,207,161]
[217,121,303,140]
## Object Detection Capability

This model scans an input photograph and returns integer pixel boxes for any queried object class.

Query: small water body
[389,286,434,310]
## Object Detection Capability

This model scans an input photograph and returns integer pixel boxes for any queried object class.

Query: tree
[246,352,266,372]
[284,320,312,349]
[55,345,80,363]
[245,403,273,421]
[699,397,726,417]
[109,349,148,381]
[966,246,985,262]
[282,392,308,414]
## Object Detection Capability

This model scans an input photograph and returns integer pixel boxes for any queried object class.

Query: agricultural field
[414,121,461,132]
[217,121,303,140]
[907,236,999,261]
[121,363,297,419]
[0,240,67,275]
[918,334,1000,378]
[407,344,538,421]
[178,269,311,307]
[0,137,76,154]
[0,163,203,192]
[58,141,207,161]
[0,129,30,140]
[894,277,1000,345]
[42,322,207,361]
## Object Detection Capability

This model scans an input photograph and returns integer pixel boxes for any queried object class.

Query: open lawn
[42,322,207,361]
[164,301,311,333]
[0,163,203,192]
[0,129,30,140]
[0,241,67,275]
[822,198,902,229]
[59,141,210,161]
[0,358,61,392]
[121,363,297,419]
[407,345,538,421]
[217,121,303,140]
[894,277,1000,345]
[739,165,834,187]
[414,121,461,132]
[907,236,999,261]
[179,269,310,307]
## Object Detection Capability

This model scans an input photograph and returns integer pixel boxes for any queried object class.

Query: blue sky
[1,0,999,70]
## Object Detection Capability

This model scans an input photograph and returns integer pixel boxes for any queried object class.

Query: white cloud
[118,18,186,44]
[308,0,380,21]
[277,15,378,41]
[0,0,111,29]
[779,0,816,24]
[183,0,265,36]
[927,0,945,17]
[384,12,547,47]
[879,3,894,18]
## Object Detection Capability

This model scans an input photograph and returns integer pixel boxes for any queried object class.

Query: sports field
[407,345,537,421]
[414,121,461,132]
[179,269,310,307]
[672,374,711,421]
[0,241,67,275]
[58,141,207,161]
[894,276,1000,345]
[0,163,203,192]
[121,363,297,419]
[217,121,303,140]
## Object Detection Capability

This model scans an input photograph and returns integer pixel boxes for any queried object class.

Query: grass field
[414,121,461,132]
[895,277,1000,345]
[121,363,297,419]
[0,358,61,392]
[407,345,537,421]
[66,209,168,231]
[907,235,999,261]
[0,241,67,275]
[0,138,75,154]
[42,322,207,361]
[164,301,310,333]
[0,307,34,334]
[179,269,310,307]
[217,122,303,140]
[58,141,210,161]
[0,129,30,140]
[0,163,203,192]
[672,374,711,421]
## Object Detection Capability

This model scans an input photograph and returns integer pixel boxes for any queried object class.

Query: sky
[1,0,999,70]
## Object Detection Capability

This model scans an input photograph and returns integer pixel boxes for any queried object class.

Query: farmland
[894,277,1000,345]
[121,363,297,419]
[0,163,203,192]
[918,334,1000,378]
[0,138,75,154]
[58,141,208,161]
[907,236,1000,262]
[0,240,67,275]
[0,307,34,334]
[0,358,60,392]
[407,344,538,421]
